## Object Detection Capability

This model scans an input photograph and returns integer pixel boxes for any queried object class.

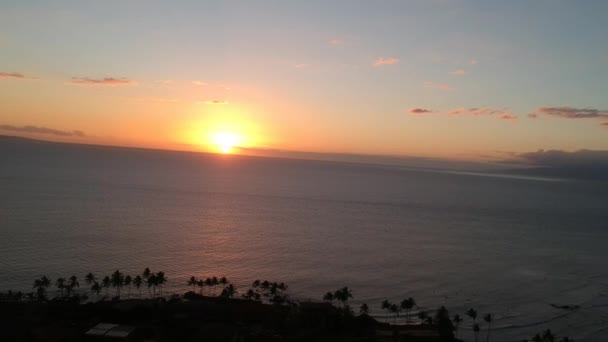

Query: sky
[1,0,608,163]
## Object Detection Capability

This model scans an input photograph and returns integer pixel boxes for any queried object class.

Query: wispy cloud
[294,63,310,69]
[373,57,399,66]
[535,106,608,119]
[192,80,207,86]
[423,81,452,90]
[528,113,538,119]
[518,149,608,168]
[448,107,511,116]
[154,79,174,85]
[470,59,479,65]
[500,114,518,120]
[0,124,85,137]
[200,100,229,105]
[69,77,137,86]
[0,72,37,80]
[408,108,433,114]
[450,69,466,75]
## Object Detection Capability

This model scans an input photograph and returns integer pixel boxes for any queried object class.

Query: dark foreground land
[0,294,448,342]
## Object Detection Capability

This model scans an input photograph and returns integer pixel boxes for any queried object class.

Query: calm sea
[1,139,608,341]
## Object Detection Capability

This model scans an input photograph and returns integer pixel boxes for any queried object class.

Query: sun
[212,132,240,153]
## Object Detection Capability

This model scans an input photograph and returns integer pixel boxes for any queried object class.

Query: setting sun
[212,132,240,153]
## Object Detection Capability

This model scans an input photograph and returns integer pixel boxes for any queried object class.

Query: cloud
[423,81,452,90]
[602,122,608,126]
[294,63,310,69]
[328,39,343,46]
[535,106,608,119]
[0,124,85,137]
[0,72,37,80]
[470,59,479,65]
[408,108,433,114]
[192,80,207,86]
[69,77,137,86]
[527,113,538,119]
[201,100,229,105]
[447,107,510,116]
[373,57,399,66]
[518,149,608,168]
[499,114,518,120]
[450,69,466,75]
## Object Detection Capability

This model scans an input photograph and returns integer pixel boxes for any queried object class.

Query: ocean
[1,139,608,341]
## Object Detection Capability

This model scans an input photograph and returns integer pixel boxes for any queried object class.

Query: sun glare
[212,132,240,153]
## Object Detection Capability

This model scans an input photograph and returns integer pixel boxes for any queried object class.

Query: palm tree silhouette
[473,323,480,342]
[335,287,353,309]
[85,273,96,297]
[33,276,51,301]
[381,300,392,322]
[187,276,197,292]
[400,297,416,322]
[453,314,463,338]
[124,275,132,298]
[111,270,124,297]
[389,304,401,323]
[101,276,111,298]
[147,273,158,297]
[142,268,152,297]
[221,283,237,298]
[484,313,493,342]
[156,272,167,297]
[56,277,66,297]
[360,303,369,315]
[323,291,335,304]
[91,282,101,301]
[467,308,478,342]
[67,275,79,296]
[133,275,143,298]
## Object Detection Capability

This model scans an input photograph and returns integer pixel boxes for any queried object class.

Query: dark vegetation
[0,270,572,342]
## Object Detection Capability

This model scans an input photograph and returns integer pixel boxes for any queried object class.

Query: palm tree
[323,291,335,303]
[56,277,66,297]
[389,303,401,323]
[156,272,167,297]
[400,297,416,322]
[484,313,493,342]
[211,276,219,296]
[124,275,132,298]
[187,276,198,292]
[473,323,480,342]
[142,268,152,297]
[220,276,228,287]
[453,314,463,338]
[91,282,101,301]
[101,276,111,298]
[33,276,51,301]
[418,311,428,323]
[85,273,96,297]
[111,270,124,297]
[360,303,369,315]
[381,299,392,321]
[67,275,79,296]
[467,308,479,342]
[221,283,237,298]
[197,279,205,295]
[133,275,143,298]
[147,273,158,297]
[334,287,353,309]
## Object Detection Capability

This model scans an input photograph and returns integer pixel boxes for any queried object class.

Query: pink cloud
[200,100,229,105]
[408,108,433,114]
[423,81,452,90]
[500,114,518,120]
[70,77,137,86]
[328,39,343,46]
[373,57,400,66]
[192,80,207,86]
[450,69,466,75]
[294,63,310,69]
[0,72,37,80]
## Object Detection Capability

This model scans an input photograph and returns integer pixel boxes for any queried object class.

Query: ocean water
[1,140,608,341]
